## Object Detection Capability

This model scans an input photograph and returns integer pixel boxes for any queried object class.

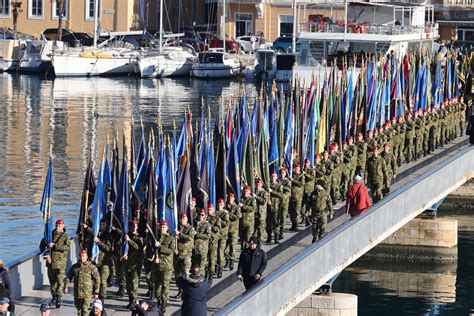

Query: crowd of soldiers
[38,98,467,316]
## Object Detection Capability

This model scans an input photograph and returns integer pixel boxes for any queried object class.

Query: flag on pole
[41,156,54,252]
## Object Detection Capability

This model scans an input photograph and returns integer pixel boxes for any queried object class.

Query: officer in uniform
[193,209,211,275]
[123,219,144,308]
[174,212,196,284]
[355,132,368,177]
[39,219,70,309]
[340,140,353,201]
[253,179,269,242]
[310,180,333,243]
[225,193,241,270]
[152,221,175,313]
[206,203,220,282]
[329,144,342,206]
[365,147,388,203]
[405,114,415,162]
[215,199,229,278]
[239,186,257,248]
[302,158,315,226]
[267,172,283,244]
[381,143,397,197]
[289,163,305,231]
[277,169,292,240]
[65,249,100,316]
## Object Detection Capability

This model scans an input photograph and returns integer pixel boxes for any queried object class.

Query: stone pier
[287,293,358,316]
[440,178,474,210]
[365,217,458,262]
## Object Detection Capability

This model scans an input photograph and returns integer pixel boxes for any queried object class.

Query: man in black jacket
[176,266,211,316]
[237,237,267,290]
[0,260,13,313]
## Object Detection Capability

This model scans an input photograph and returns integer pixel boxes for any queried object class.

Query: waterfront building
[432,0,474,44]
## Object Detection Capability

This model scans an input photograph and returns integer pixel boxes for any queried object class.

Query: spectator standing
[0,297,13,316]
[345,175,371,218]
[0,260,13,313]
[237,237,267,290]
[176,266,211,316]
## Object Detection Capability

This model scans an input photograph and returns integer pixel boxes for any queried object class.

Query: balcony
[444,0,473,6]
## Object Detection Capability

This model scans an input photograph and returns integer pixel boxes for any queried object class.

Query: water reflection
[0,73,258,262]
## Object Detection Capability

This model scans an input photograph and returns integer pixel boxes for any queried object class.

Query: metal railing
[217,145,474,316]
[299,22,437,36]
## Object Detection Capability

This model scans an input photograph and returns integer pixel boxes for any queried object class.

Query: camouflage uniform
[289,171,304,229]
[225,203,241,264]
[240,195,257,248]
[110,228,125,291]
[193,219,211,271]
[267,180,283,242]
[207,212,220,277]
[356,140,367,178]
[330,153,343,204]
[124,232,144,304]
[39,229,70,301]
[278,177,292,238]
[405,119,415,162]
[397,122,407,163]
[310,185,333,242]
[340,147,353,199]
[253,188,269,241]
[175,223,196,276]
[381,150,397,197]
[366,154,388,203]
[215,208,230,270]
[152,232,175,304]
[302,165,315,220]
[66,260,100,316]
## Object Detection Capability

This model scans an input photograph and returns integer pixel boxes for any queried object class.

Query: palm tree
[55,0,65,40]
[11,0,22,39]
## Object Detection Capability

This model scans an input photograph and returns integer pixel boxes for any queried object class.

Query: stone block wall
[287,293,357,316]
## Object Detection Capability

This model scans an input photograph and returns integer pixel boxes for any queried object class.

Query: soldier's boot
[423,150,427,157]
[148,285,155,300]
[48,295,57,307]
[224,259,230,269]
[160,299,167,313]
[229,261,234,271]
[206,269,213,284]
[172,289,182,299]
[279,228,284,240]
[116,285,125,297]
[311,236,317,243]
[55,296,61,309]
[156,298,162,310]
[217,266,223,278]
[274,235,279,244]
[266,234,272,243]
[305,216,311,227]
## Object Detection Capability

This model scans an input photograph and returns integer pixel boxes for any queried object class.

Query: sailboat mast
[222,0,225,52]
[93,0,99,48]
[159,0,164,52]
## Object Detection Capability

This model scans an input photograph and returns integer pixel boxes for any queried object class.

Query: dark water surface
[333,213,474,315]
[0,73,258,263]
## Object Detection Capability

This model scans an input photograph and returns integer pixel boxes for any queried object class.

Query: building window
[0,0,9,17]
[85,0,101,20]
[28,0,43,19]
[279,15,294,36]
[235,12,253,38]
[52,0,68,19]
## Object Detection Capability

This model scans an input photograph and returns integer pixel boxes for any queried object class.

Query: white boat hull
[191,63,240,79]
[137,55,194,78]
[0,59,14,72]
[53,54,137,77]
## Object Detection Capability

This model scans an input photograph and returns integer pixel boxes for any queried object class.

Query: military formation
[36,46,472,315]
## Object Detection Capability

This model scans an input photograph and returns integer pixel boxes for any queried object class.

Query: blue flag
[41,156,54,249]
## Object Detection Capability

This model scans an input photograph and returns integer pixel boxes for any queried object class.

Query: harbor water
[0,74,473,314]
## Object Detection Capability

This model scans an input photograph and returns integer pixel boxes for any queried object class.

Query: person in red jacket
[345,175,371,218]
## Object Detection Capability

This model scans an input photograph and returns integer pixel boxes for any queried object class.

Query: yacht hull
[52,55,137,77]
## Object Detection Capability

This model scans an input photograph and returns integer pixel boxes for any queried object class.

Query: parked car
[209,36,239,53]
[236,36,272,53]
[272,36,300,53]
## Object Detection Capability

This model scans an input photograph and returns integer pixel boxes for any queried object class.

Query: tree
[11,1,22,38]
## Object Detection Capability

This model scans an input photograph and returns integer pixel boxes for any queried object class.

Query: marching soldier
[365,147,388,203]
[340,140,353,201]
[151,221,175,313]
[302,158,315,226]
[225,193,241,270]
[405,114,415,162]
[329,144,342,206]
[321,151,334,196]
[267,172,283,244]
[123,219,144,309]
[39,219,70,309]
[355,132,368,177]
[174,212,196,283]
[239,186,257,248]
[65,249,100,316]
[215,199,229,278]
[277,168,292,240]
[206,203,220,282]
[289,163,304,231]
[193,209,211,275]
[381,143,397,197]
[310,180,333,243]
[396,116,406,165]
[253,179,269,243]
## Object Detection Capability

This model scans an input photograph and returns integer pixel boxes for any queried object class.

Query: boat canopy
[198,52,224,64]
[276,54,297,70]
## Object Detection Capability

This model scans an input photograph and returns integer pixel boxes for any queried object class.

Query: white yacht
[136,43,197,78]
[0,39,22,72]
[191,51,240,79]
[254,49,277,80]
[18,40,65,73]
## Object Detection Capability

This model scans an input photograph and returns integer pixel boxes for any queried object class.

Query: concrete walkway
[13,135,470,315]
